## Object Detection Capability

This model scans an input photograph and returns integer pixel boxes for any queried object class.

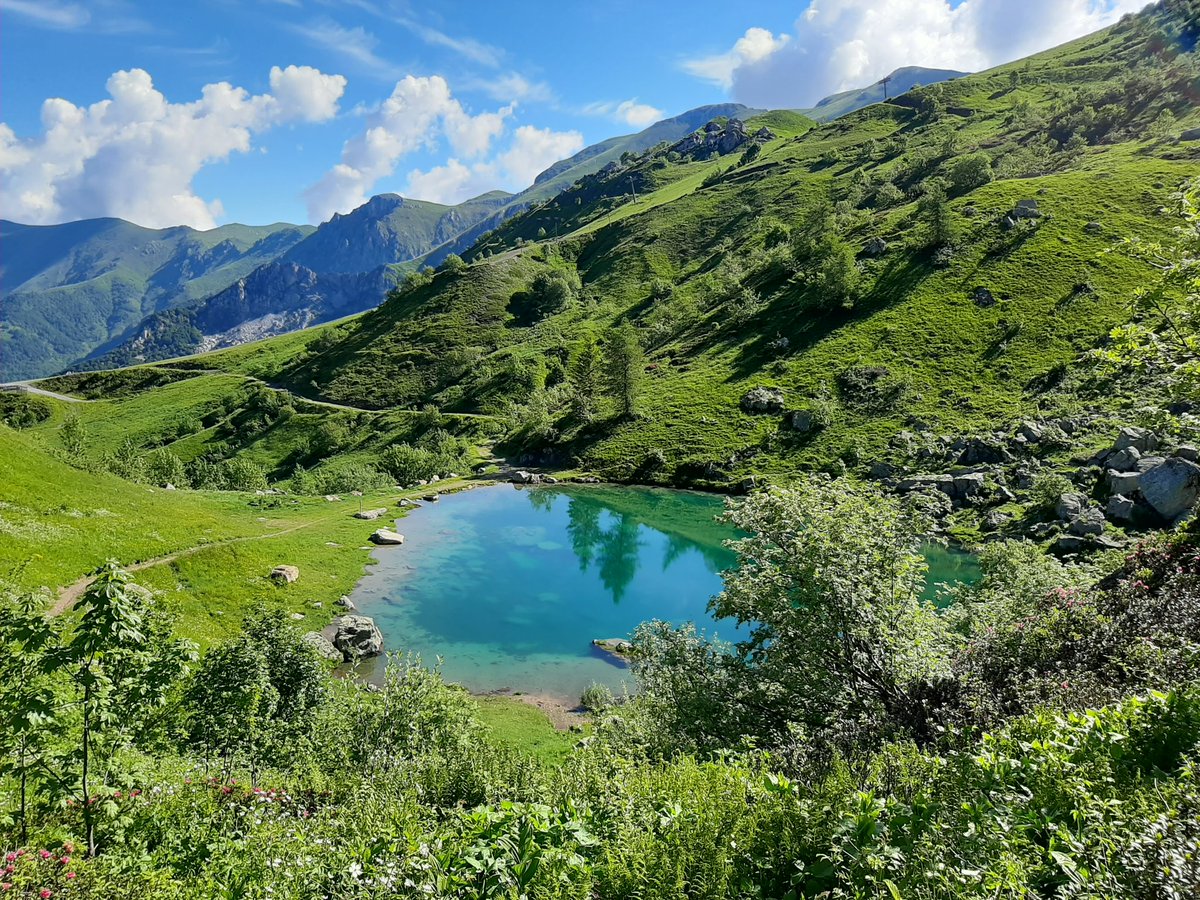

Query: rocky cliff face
[77,262,394,370]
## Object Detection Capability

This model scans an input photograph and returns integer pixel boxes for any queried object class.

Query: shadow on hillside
[717,255,932,381]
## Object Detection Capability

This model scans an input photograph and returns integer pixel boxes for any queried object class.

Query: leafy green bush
[579,683,614,713]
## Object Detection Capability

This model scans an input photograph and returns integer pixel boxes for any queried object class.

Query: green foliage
[440,253,468,274]
[946,151,994,195]
[604,323,643,419]
[1031,471,1073,512]
[917,178,954,249]
[379,442,455,486]
[143,448,188,488]
[567,337,603,424]
[509,269,579,325]
[0,394,52,429]
[579,683,614,713]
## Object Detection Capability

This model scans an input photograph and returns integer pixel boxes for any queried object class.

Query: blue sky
[0,0,1149,229]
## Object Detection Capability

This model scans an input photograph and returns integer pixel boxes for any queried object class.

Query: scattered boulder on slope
[740,387,785,414]
[354,508,389,520]
[270,565,300,584]
[1140,458,1200,521]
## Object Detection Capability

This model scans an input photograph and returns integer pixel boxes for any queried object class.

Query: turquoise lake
[349,484,979,703]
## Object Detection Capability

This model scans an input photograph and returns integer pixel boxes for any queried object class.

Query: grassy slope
[0,423,429,646]
[158,12,1187,488]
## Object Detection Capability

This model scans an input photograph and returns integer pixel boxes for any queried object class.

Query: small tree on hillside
[439,253,468,275]
[918,179,954,249]
[568,337,603,423]
[54,563,194,856]
[604,323,643,419]
[0,592,64,843]
[60,412,87,458]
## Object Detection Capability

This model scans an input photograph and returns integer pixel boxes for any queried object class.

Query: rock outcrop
[322,615,384,661]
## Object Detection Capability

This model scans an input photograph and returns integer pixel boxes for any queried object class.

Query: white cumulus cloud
[685,0,1153,108]
[683,27,792,89]
[582,98,665,129]
[307,75,582,216]
[0,65,347,229]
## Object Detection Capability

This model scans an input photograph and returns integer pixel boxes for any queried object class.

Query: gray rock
[1069,508,1106,536]
[1175,445,1200,462]
[1084,221,1103,234]
[790,409,816,433]
[1180,127,1200,141]
[863,237,888,257]
[897,474,956,497]
[868,461,896,480]
[335,595,355,610]
[1015,468,1037,490]
[303,631,342,662]
[1106,494,1135,522]
[1018,420,1044,442]
[270,565,300,584]
[971,286,997,308]
[354,508,389,520]
[740,386,785,414]
[1137,455,1167,474]
[513,470,541,484]
[983,510,1009,531]
[1107,446,1142,472]
[1114,426,1158,453]
[1000,216,1016,231]
[1056,492,1086,520]
[322,615,384,660]
[1140,458,1200,521]
[369,529,404,545]
[953,472,986,498]
[1107,470,1141,496]
[996,486,1017,503]
[1012,199,1042,219]
[958,437,1011,465]
[324,494,341,502]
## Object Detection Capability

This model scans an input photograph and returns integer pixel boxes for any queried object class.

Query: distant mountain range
[0,70,965,380]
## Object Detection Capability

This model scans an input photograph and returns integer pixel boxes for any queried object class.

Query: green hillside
[157,5,1195,500]
[3,3,1200,896]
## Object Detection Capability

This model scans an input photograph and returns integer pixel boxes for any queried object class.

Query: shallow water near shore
[349,484,978,704]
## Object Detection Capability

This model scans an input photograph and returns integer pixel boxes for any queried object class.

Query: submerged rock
[592,638,633,660]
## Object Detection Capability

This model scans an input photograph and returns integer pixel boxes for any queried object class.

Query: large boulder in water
[322,615,384,660]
